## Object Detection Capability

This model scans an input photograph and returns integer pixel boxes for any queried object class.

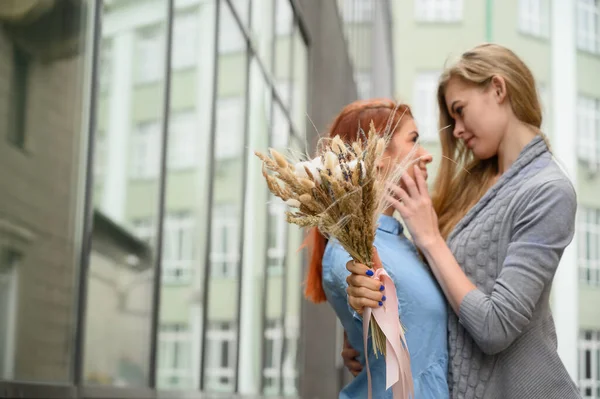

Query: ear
[490,75,508,104]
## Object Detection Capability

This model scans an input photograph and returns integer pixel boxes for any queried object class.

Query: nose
[453,120,464,139]
[419,149,433,166]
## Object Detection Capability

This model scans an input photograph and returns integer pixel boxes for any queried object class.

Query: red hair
[303,99,413,303]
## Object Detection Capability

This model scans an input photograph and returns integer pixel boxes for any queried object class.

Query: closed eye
[410,131,419,143]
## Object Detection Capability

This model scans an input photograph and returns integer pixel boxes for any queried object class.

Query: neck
[496,120,538,174]
[383,206,394,216]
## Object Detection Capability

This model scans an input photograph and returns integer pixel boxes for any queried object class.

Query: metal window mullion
[232,13,253,394]
[277,226,290,394]
[277,13,296,395]
[259,1,277,393]
[288,14,296,136]
[199,0,221,390]
[289,0,311,46]
[73,0,103,386]
[149,0,175,389]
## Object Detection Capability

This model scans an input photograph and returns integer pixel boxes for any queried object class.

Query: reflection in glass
[262,102,290,396]
[235,57,273,394]
[274,0,294,110]
[282,136,303,396]
[203,1,248,393]
[155,0,216,392]
[0,0,91,382]
[291,26,308,138]
[251,0,274,71]
[84,0,169,387]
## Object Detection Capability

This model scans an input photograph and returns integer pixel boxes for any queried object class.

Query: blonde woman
[344,44,581,398]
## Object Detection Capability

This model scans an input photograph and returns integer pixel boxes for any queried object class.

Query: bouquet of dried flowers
[255,115,415,397]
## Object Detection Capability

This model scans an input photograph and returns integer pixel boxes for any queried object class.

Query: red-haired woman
[307,99,449,398]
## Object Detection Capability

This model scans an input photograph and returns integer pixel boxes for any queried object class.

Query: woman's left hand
[386,165,442,251]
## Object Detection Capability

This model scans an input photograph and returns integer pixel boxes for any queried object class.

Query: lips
[464,137,474,149]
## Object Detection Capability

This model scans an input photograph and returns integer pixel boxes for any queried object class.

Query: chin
[471,147,496,161]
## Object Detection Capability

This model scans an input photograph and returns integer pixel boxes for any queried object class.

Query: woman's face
[444,76,509,160]
[377,117,433,184]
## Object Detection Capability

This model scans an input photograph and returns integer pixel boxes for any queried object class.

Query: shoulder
[508,157,577,233]
[515,155,577,208]
[323,239,352,269]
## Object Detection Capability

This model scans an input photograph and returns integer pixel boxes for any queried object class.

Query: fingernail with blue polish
[378,301,383,306]
[366,270,374,276]
[382,296,387,301]
[379,285,385,291]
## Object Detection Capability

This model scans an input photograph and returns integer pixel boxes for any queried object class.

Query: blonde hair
[432,43,548,239]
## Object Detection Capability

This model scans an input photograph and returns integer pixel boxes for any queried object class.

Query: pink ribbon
[363,268,414,399]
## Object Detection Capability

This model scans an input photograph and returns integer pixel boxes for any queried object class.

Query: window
[337,0,374,23]
[518,0,550,38]
[219,5,245,53]
[168,111,196,170]
[8,45,30,149]
[579,207,600,286]
[158,323,192,389]
[271,102,289,150]
[577,0,600,54]
[275,0,294,35]
[282,316,300,395]
[131,218,155,245]
[130,121,161,179]
[263,319,284,394]
[275,79,292,111]
[136,26,164,83]
[267,200,286,276]
[0,249,20,379]
[413,71,441,142]
[579,330,600,398]
[132,214,194,284]
[172,12,198,69]
[215,98,244,160]
[205,321,236,392]
[94,131,107,179]
[162,213,194,284]
[538,84,551,136]
[415,0,463,22]
[355,71,372,100]
[99,40,112,91]
[210,205,239,278]
[578,95,600,170]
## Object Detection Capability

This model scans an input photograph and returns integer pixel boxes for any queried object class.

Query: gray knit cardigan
[446,136,581,398]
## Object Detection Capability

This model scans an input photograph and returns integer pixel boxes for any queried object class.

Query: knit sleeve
[458,178,577,355]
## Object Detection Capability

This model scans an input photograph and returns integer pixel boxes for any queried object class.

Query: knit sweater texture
[447,136,581,398]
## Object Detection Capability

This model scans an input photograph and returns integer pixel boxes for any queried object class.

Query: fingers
[413,165,429,196]
[341,333,363,376]
[346,273,383,293]
[401,172,420,197]
[348,295,381,314]
[347,284,385,305]
[345,260,385,313]
[346,259,372,276]
[341,347,363,376]
[386,183,409,204]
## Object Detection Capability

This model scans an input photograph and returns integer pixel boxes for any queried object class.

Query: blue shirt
[322,214,449,399]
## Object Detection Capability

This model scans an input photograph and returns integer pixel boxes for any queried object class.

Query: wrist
[419,234,444,256]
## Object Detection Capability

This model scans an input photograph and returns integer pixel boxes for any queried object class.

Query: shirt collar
[377,214,403,235]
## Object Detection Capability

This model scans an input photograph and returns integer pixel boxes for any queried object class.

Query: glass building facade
[0,0,363,397]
